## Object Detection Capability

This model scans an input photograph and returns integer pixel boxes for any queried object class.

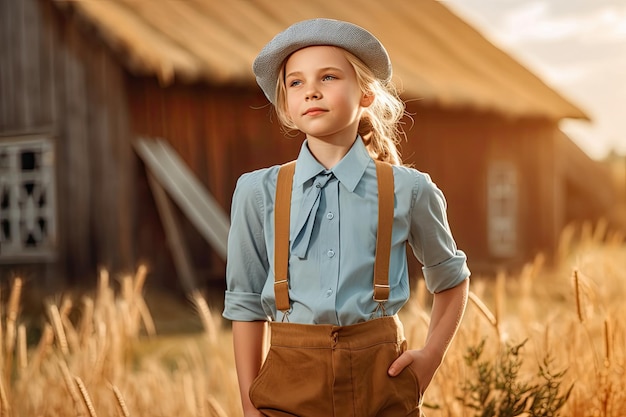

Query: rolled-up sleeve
[408,171,470,293]
[222,172,271,321]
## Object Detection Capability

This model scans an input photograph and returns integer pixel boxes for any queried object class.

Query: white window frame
[487,161,518,258]
[0,136,57,262]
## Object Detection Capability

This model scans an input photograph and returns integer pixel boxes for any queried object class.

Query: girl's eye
[322,75,337,81]
[288,80,301,87]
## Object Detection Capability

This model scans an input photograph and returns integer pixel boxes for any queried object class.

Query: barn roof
[53,0,588,121]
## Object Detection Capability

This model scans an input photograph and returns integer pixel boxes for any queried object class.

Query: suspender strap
[274,161,296,312]
[373,161,393,303]
[273,160,394,313]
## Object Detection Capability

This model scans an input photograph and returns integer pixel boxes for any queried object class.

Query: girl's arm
[232,320,267,417]
[388,277,469,390]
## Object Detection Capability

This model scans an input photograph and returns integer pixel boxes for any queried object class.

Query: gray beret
[253,18,392,104]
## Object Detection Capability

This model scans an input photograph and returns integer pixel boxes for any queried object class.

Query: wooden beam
[146,172,197,293]
[134,137,230,260]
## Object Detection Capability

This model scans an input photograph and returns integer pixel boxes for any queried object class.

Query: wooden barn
[0,0,615,294]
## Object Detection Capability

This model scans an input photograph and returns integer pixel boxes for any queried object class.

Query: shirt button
[327,250,335,258]
[316,182,322,188]
[325,289,333,297]
[326,212,334,220]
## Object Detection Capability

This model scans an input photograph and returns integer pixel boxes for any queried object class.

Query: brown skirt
[249,315,423,417]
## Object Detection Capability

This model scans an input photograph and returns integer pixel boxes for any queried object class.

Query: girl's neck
[306,134,357,169]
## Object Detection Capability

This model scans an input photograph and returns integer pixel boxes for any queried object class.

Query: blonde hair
[274,49,406,165]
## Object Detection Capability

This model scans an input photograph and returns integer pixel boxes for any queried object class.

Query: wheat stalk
[93,322,109,379]
[60,296,80,354]
[0,374,10,417]
[603,318,611,367]
[48,303,69,355]
[96,268,114,319]
[133,264,148,296]
[75,376,98,417]
[109,382,130,417]
[121,275,137,337]
[16,325,27,374]
[4,277,22,383]
[191,290,218,344]
[468,291,500,339]
[58,357,83,415]
[3,324,14,387]
[572,269,585,323]
[98,268,110,297]
[136,297,156,337]
[6,278,21,324]
[133,266,156,337]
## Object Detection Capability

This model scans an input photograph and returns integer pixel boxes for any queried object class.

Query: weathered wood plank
[134,137,230,260]
[0,0,18,129]
[21,0,40,127]
[39,0,57,127]
[60,16,92,279]
[108,60,135,272]
[147,172,198,293]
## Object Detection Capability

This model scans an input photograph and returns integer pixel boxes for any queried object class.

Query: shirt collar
[293,136,371,192]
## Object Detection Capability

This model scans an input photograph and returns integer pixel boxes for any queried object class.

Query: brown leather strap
[274,161,296,312]
[273,160,394,313]
[373,161,393,302]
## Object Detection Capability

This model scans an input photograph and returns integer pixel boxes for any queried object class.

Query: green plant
[458,338,573,417]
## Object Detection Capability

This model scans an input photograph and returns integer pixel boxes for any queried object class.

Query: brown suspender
[373,161,394,302]
[274,160,394,314]
[274,161,296,312]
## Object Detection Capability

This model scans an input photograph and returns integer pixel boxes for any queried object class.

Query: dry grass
[0,220,624,416]
[407,221,626,417]
[1,268,240,417]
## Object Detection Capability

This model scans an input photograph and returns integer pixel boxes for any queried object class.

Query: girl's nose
[305,86,321,101]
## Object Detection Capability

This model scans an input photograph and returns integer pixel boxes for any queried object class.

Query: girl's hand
[387,348,441,393]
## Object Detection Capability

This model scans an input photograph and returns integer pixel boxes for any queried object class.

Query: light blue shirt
[223,137,470,325]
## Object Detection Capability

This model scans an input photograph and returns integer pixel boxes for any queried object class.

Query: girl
[223,18,470,417]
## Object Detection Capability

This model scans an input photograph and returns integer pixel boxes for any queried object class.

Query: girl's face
[284,46,371,143]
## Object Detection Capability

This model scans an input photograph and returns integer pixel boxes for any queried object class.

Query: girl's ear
[360,92,374,108]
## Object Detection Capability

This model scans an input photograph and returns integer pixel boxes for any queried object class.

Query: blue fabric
[223,137,470,325]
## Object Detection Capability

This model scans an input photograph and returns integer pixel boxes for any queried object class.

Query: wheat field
[1,221,624,416]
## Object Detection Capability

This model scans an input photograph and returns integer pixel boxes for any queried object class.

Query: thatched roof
[53,0,588,121]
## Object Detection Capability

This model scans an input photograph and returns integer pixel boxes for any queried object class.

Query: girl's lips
[303,107,326,116]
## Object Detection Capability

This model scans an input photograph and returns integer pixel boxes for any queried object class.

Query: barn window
[0,137,57,261]
[487,161,518,257]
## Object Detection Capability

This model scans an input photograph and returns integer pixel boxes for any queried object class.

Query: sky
[444,0,626,160]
